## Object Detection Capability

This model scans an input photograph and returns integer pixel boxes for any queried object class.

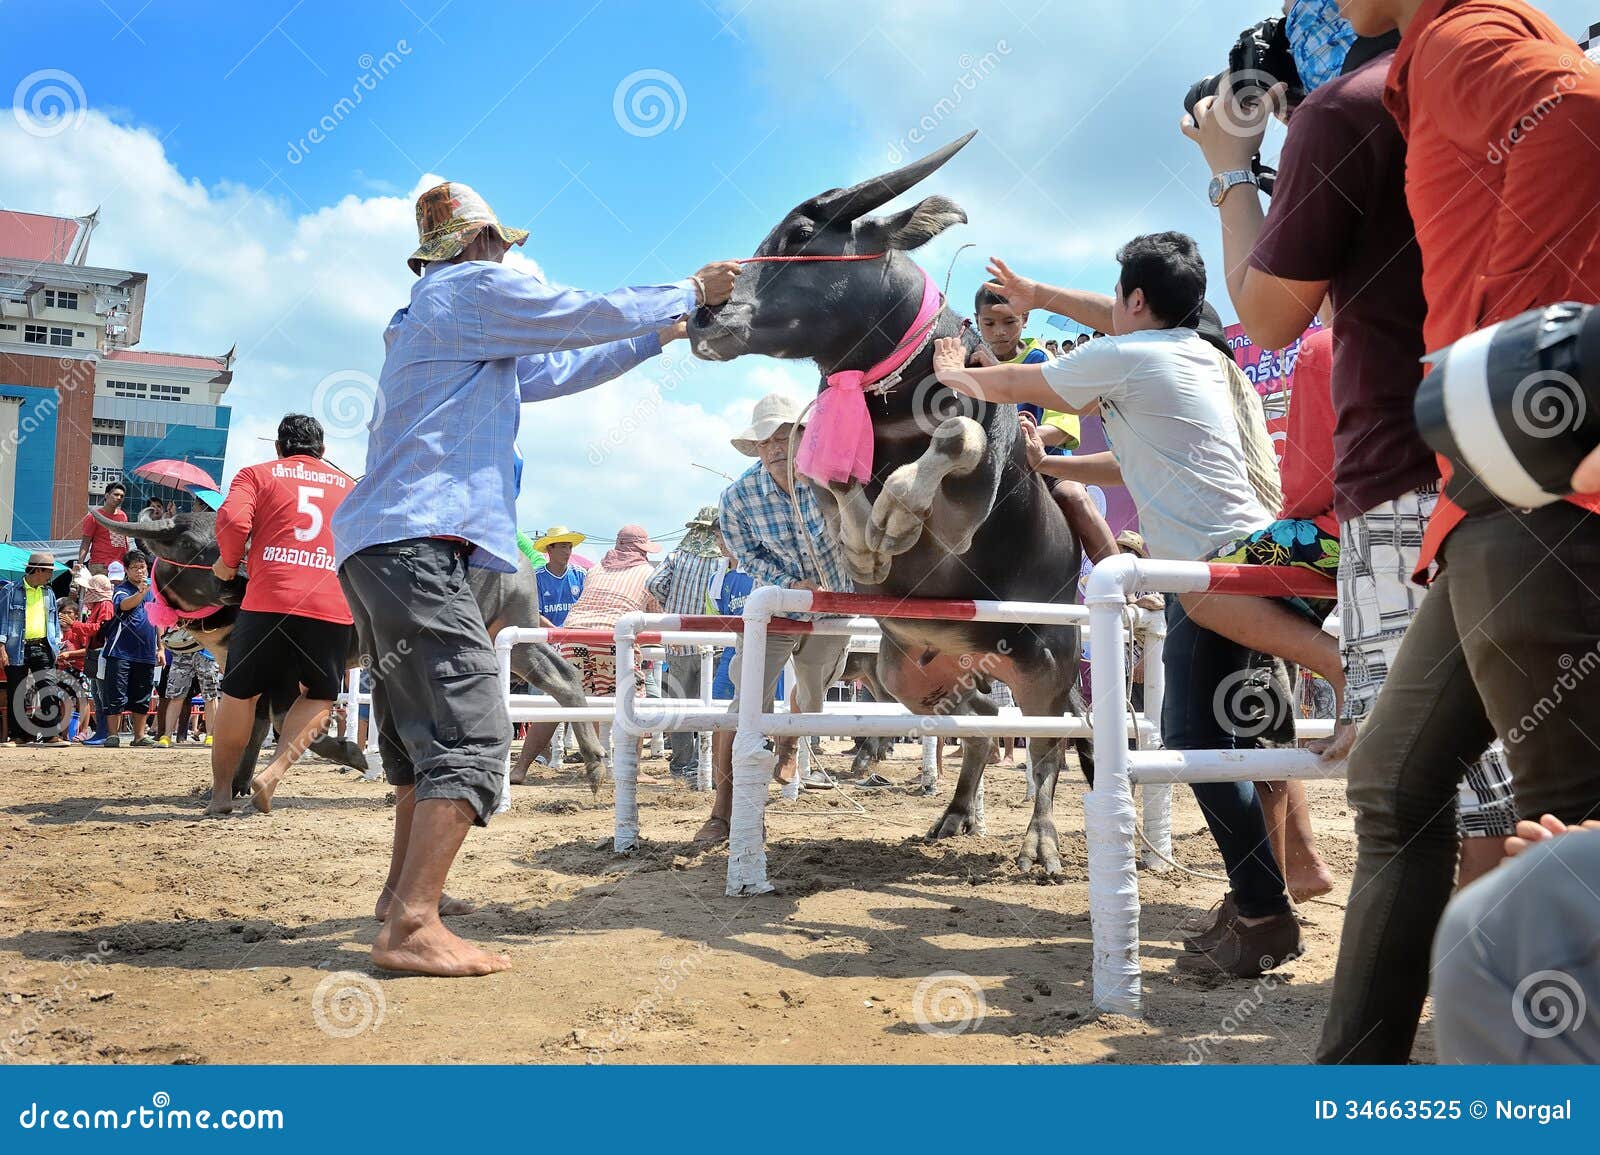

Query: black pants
[1161,600,1292,920]
[6,641,62,740]
[663,653,703,774]
[1319,502,1600,1064]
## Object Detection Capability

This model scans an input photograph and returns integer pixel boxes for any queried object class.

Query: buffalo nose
[694,304,717,329]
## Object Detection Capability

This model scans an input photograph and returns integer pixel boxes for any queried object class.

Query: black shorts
[220,609,353,702]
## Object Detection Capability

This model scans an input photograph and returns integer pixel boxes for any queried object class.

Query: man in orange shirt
[1322,0,1600,1063]
[204,414,355,816]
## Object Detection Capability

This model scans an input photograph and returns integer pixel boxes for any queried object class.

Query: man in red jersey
[204,414,355,816]
[77,482,129,573]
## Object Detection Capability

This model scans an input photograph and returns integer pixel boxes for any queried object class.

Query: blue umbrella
[0,543,66,582]
[191,488,224,511]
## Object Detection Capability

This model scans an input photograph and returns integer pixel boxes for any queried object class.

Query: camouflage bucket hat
[407,181,529,275]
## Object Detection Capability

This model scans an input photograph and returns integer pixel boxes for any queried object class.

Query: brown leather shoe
[1179,911,1304,978]
[1180,892,1237,953]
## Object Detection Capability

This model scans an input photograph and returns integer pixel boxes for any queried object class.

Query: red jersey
[1276,329,1338,537]
[79,507,129,566]
[215,456,354,625]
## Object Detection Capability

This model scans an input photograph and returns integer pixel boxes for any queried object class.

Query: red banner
[1225,319,1323,397]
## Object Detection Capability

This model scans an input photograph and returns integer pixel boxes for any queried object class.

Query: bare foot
[250,770,283,814]
[372,916,510,977]
[693,816,730,844]
[375,891,477,922]
[1288,869,1335,904]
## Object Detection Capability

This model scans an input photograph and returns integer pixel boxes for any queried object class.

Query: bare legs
[694,730,734,844]
[249,696,334,813]
[1258,780,1335,903]
[370,787,509,976]
[204,692,257,815]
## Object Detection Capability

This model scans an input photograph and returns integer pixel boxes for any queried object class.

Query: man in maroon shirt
[77,482,128,574]
[1182,6,1517,911]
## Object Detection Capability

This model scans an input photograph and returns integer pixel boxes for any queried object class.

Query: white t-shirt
[1042,328,1271,562]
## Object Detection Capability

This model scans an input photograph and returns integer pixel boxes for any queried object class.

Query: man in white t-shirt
[932,231,1300,977]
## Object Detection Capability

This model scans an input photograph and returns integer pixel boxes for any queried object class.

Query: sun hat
[83,575,113,603]
[731,393,806,457]
[407,182,530,276]
[679,506,722,558]
[1115,530,1150,559]
[532,525,587,552]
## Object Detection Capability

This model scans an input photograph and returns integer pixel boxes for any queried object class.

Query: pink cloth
[147,569,223,630]
[796,269,942,487]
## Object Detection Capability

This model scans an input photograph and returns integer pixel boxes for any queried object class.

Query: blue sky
[7,0,1598,543]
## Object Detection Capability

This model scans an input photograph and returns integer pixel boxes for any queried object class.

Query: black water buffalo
[92,510,608,798]
[687,133,1092,874]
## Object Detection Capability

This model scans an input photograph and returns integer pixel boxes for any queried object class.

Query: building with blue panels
[0,207,233,540]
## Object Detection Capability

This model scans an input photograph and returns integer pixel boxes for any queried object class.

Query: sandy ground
[0,740,1432,1065]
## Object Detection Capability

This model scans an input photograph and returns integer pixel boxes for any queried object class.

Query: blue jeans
[100,655,155,716]
[1161,599,1290,919]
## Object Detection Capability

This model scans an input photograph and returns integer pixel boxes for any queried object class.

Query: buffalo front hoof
[1016,817,1062,876]
[583,760,606,796]
[927,805,978,840]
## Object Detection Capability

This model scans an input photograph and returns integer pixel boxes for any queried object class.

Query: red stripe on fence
[1203,563,1336,600]
[805,592,980,619]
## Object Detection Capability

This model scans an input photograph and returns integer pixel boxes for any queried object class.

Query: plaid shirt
[563,563,660,635]
[646,550,724,655]
[332,261,695,573]
[718,462,852,619]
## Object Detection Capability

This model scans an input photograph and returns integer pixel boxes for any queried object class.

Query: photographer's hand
[1180,74,1283,174]
[1574,445,1600,494]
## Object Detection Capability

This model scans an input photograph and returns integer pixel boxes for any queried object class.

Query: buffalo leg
[926,692,999,839]
[513,642,607,794]
[1011,655,1078,876]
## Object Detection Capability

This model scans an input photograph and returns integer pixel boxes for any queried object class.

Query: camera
[1185,16,1304,195]
[1414,302,1600,515]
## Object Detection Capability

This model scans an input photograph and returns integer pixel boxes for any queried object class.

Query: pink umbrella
[133,458,220,491]
[569,553,594,570]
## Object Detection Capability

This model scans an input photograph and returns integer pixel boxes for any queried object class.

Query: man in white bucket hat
[695,393,853,843]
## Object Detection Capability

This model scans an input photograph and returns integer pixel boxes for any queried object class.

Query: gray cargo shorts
[338,538,510,825]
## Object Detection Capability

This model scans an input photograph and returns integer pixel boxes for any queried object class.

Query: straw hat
[532,525,586,552]
[1115,530,1149,559]
[731,393,805,457]
[407,182,530,276]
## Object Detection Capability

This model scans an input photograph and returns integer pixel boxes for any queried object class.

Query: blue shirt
[535,565,585,625]
[332,260,696,573]
[718,462,853,618]
[105,581,159,664]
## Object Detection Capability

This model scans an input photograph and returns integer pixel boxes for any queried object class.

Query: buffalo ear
[870,196,967,251]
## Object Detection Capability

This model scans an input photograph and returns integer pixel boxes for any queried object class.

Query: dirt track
[0,741,1431,1064]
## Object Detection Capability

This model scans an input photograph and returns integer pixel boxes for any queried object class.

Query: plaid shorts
[1338,485,1516,837]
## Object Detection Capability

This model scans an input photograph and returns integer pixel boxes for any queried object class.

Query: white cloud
[0,110,813,541]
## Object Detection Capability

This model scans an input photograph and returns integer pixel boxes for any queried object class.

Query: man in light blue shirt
[333,181,738,978]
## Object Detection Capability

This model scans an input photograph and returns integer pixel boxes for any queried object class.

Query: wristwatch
[1208,169,1259,207]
